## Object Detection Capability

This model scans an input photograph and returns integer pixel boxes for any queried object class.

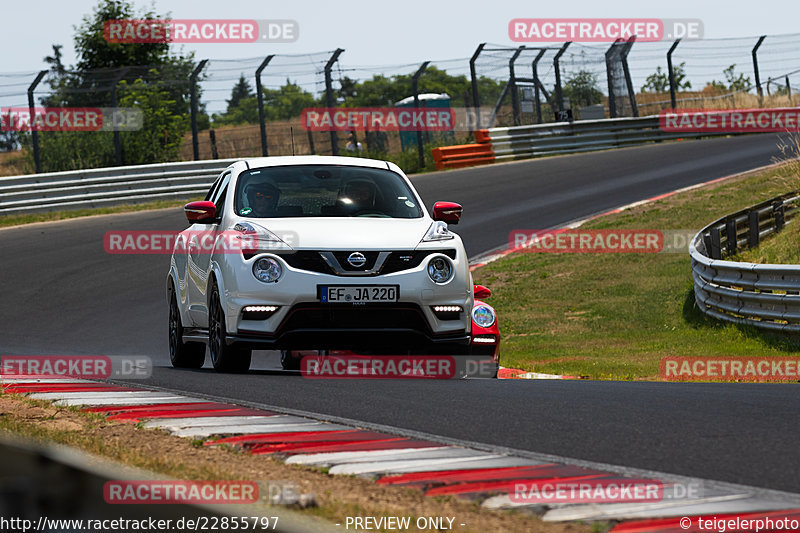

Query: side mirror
[184,201,217,224]
[432,201,462,225]
[474,285,492,299]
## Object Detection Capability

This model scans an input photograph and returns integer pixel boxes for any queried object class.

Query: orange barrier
[431,130,494,170]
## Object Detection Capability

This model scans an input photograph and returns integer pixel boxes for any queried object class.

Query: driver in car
[342,179,378,214]
[246,182,281,217]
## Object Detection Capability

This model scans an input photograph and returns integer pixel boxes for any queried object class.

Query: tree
[226,75,254,111]
[708,64,751,93]
[641,62,691,93]
[562,70,603,108]
[30,0,200,170]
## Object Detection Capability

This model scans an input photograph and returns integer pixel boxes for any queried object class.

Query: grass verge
[473,162,800,380]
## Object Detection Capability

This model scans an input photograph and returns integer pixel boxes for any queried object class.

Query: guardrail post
[27,70,47,174]
[110,67,129,166]
[470,43,486,129]
[710,227,722,259]
[773,201,785,231]
[748,210,760,248]
[553,42,571,114]
[725,218,738,255]
[532,49,547,124]
[324,49,345,156]
[412,61,431,169]
[255,55,275,157]
[667,39,681,110]
[752,35,766,105]
[190,59,208,161]
[509,47,525,126]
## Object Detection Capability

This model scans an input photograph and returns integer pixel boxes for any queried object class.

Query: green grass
[473,162,800,380]
[0,197,203,229]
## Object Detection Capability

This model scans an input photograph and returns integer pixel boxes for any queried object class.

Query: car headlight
[253,257,283,283]
[233,222,292,251]
[422,221,454,242]
[427,256,454,284]
[472,305,496,328]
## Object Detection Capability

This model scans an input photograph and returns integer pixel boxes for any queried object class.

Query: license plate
[319,285,398,303]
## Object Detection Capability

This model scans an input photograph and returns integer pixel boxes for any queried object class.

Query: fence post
[553,42,571,114]
[748,210,760,248]
[412,61,430,169]
[110,67,129,166]
[621,37,638,117]
[786,75,793,105]
[509,46,525,126]
[27,70,47,174]
[470,43,486,129]
[752,35,766,105]
[209,129,219,159]
[667,39,681,109]
[190,59,208,161]
[324,48,344,156]
[605,42,618,118]
[532,49,547,124]
[255,55,275,157]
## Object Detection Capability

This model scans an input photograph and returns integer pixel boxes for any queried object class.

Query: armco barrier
[433,116,731,170]
[0,159,236,216]
[690,191,800,332]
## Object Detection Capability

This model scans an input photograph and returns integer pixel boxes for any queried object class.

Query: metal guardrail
[0,159,236,216]
[690,191,800,332]
[482,116,730,162]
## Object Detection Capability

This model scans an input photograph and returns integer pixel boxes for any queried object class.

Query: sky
[2,0,800,113]
[3,0,800,73]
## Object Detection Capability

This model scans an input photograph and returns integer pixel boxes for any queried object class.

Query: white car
[167,156,474,373]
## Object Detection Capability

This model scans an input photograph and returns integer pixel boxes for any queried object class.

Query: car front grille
[245,249,457,276]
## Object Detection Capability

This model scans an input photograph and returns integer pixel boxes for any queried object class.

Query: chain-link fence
[2,32,800,175]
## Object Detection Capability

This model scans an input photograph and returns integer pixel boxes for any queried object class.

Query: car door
[187,170,230,326]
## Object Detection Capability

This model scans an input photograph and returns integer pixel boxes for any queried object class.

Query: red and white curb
[4,373,800,530]
[498,367,580,380]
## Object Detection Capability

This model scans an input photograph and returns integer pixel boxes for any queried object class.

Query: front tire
[208,284,251,373]
[168,288,206,369]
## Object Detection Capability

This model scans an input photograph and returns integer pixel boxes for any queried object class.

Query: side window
[205,172,223,201]
[210,172,231,211]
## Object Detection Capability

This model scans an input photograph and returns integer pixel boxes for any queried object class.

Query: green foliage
[226,75,254,110]
[562,70,604,108]
[212,79,317,126]
[31,0,198,171]
[708,64,752,93]
[641,62,691,93]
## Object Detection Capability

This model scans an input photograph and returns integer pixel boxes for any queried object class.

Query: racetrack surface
[2,133,799,494]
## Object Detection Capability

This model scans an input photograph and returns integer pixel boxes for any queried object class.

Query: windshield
[234,164,423,219]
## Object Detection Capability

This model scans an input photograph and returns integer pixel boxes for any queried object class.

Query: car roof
[239,155,393,171]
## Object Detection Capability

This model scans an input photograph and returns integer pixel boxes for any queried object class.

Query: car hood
[250,217,437,250]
